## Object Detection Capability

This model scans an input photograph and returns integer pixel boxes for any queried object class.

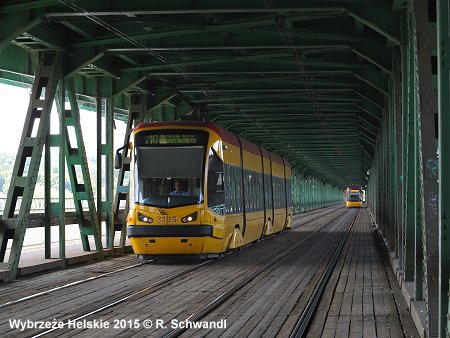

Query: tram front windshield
[348,192,362,202]
[133,130,207,208]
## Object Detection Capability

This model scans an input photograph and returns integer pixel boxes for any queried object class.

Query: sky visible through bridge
[0,83,126,156]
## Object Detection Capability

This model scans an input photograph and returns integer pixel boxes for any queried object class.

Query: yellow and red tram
[345,185,364,208]
[123,122,292,258]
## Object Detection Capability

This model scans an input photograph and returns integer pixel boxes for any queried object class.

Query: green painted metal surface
[46,81,67,262]
[0,1,448,335]
[0,52,61,280]
[438,0,450,336]
[0,0,398,189]
[113,94,145,248]
[58,79,103,252]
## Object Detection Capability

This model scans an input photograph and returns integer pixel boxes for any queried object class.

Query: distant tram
[118,122,293,258]
[345,185,364,208]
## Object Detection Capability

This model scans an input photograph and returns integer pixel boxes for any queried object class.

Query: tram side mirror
[114,144,129,169]
[114,151,122,169]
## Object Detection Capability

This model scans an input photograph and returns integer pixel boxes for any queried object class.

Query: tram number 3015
[157,216,177,223]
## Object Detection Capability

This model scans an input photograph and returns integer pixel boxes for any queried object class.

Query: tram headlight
[137,212,154,224]
[182,212,198,223]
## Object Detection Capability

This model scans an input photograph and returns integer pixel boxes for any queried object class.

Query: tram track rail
[159,209,356,338]
[291,206,346,231]
[289,209,359,338]
[0,206,339,313]
[0,207,350,338]
[291,204,342,227]
[0,260,154,309]
[31,260,216,338]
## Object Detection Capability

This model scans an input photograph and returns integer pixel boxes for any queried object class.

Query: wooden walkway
[307,210,419,338]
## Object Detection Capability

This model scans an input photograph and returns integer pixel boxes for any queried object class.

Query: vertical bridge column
[45,80,66,261]
[59,79,102,252]
[437,0,450,336]
[415,0,439,336]
[0,53,60,280]
[95,79,114,249]
[401,4,418,285]
[113,94,146,249]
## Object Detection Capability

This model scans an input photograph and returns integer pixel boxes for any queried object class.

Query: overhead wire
[57,0,187,78]
[260,0,352,176]
[56,1,339,184]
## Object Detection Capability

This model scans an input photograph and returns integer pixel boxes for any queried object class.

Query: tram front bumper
[127,225,213,237]
[128,225,214,255]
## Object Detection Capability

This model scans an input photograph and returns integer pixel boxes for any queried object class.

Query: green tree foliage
[0,151,120,200]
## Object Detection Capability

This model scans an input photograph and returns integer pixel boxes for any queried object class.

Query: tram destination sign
[144,134,199,145]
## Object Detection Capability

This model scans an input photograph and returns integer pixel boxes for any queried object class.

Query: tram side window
[273,176,283,209]
[265,173,273,210]
[273,177,278,209]
[244,169,252,213]
[244,169,263,213]
[256,171,263,211]
[207,148,225,215]
[223,164,243,214]
[287,179,292,208]
[275,177,279,208]
[224,164,231,214]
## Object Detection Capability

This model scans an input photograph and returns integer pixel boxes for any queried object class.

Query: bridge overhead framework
[0,0,449,337]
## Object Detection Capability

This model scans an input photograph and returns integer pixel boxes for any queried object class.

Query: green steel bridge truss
[0,0,448,336]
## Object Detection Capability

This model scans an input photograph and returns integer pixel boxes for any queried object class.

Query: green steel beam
[0,0,401,227]
[122,52,293,73]
[47,80,67,262]
[0,0,62,13]
[107,44,391,74]
[70,12,338,48]
[0,13,43,53]
[437,0,450,336]
[60,79,103,252]
[401,9,415,282]
[415,0,439,335]
[0,53,61,280]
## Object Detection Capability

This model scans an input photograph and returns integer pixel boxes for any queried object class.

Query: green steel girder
[203,99,364,106]
[180,79,355,91]
[32,2,399,43]
[0,0,390,14]
[69,12,338,48]
[17,23,73,54]
[437,0,450,336]
[251,58,367,71]
[121,61,389,94]
[181,85,384,108]
[121,52,297,73]
[415,0,439,335]
[62,49,109,79]
[0,0,405,223]
[0,12,43,53]
[105,44,391,73]
[0,0,63,13]
[0,52,61,279]
[59,79,103,252]
[0,45,33,75]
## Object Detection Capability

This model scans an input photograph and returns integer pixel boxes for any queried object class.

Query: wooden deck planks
[0,208,421,338]
[305,210,419,338]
